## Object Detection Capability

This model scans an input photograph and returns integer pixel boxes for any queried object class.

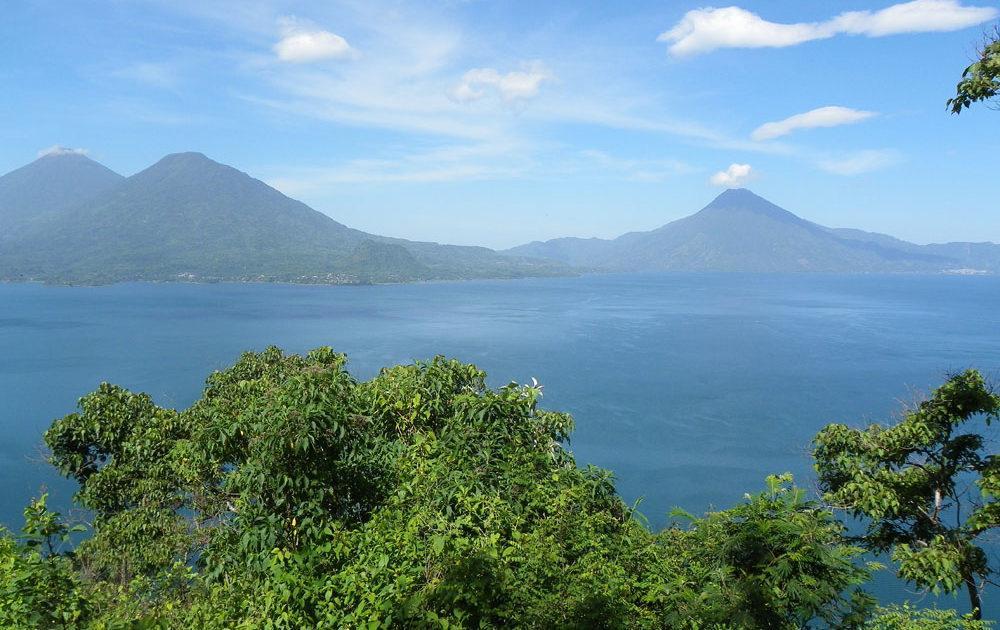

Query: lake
[2,273,999,612]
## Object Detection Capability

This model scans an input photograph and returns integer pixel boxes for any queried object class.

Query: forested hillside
[0,152,569,285]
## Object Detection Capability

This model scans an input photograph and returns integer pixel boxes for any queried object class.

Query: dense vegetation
[1,349,997,627]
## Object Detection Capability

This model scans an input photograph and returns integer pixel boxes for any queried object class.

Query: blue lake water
[2,273,999,613]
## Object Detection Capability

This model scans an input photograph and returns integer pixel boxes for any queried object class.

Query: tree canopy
[814,370,1000,620]
[0,348,995,628]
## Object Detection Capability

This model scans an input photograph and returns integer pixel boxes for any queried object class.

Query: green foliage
[675,474,875,628]
[21,493,82,555]
[0,533,89,628]
[1,348,986,626]
[45,383,193,583]
[864,603,992,629]
[948,29,1000,114]
[814,369,1000,619]
[0,500,90,629]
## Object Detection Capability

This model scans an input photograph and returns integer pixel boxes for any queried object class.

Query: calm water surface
[2,273,999,611]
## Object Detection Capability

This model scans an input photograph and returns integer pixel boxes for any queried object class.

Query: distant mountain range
[0,152,568,284]
[505,188,1000,274]
[1,152,996,285]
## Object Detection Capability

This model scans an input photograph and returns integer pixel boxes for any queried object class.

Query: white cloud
[452,62,552,103]
[37,146,89,158]
[659,7,830,56]
[829,0,998,36]
[710,163,753,186]
[818,149,902,175]
[159,2,776,154]
[659,0,998,56]
[151,0,786,189]
[274,16,354,63]
[752,106,877,141]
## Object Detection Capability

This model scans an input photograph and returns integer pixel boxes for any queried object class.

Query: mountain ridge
[3,152,997,283]
[505,188,997,274]
[0,152,570,284]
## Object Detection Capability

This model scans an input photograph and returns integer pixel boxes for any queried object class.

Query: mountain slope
[503,237,620,269]
[0,152,569,284]
[0,151,124,240]
[506,189,991,273]
[826,227,1000,271]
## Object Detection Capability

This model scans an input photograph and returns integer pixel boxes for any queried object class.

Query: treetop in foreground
[0,348,994,628]
[815,369,1000,621]
[949,28,1000,114]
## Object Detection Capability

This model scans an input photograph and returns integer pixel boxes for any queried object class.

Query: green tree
[948,28,1000,114]
[671,473,875,628]
[813,370,1000,620]
[2,347,980,626]
[0,497,88,628]
[864,603,991,629]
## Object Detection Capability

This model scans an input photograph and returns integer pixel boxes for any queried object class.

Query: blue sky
[2,0,998,248]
